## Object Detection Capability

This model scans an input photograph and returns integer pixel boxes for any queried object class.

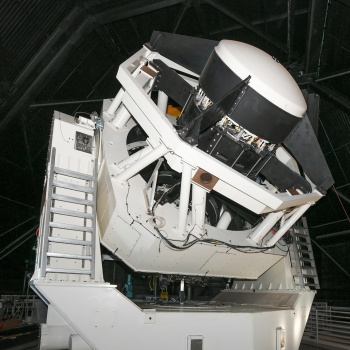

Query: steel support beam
[311,239,350,279]
[311,218,348,229]
[0,225,37,257]
[0,0,186,129]
[95,0,186,24]
[0,34,8,89]
[193,0,209,37]
[0,216,36,238]
[305,0,329,74]
[333,188,350,205]
[6,6,84,96]
[287,0,296,64]
[71,64,117,115]
[309,82,350,113]
[0,194,34,208]
[94,26,125,62]
[206,0,290,55]
[0,15,96,129]
[22,114,35,192]
[315,68,350,83]
[0,226,37,261]
[209,8,308,35]
[1,0,107,102]
[316,229,350,240]
[173,0,190,33]
[30,99,105,108]
[129,17,144,46]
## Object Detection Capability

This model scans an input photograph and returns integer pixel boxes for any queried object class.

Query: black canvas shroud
[284,116,334,193]
[146,31,218,75]
[146,32,334,192]
[152,59,192,107]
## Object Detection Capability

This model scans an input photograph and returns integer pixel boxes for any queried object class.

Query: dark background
[1,0,350,304]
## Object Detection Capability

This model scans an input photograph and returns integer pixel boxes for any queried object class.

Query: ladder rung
[47,252,92,260]
[46,268,91,275]
[48,237,92,246]
[49,222,93,232]
[50,207,93,220]
[53,180,94,194]
[52,193,94,206]
[54,167,94,181]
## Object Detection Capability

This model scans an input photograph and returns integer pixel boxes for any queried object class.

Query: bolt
[200,172,212,184]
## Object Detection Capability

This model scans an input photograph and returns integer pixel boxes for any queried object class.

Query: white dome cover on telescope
[215,40,306,118]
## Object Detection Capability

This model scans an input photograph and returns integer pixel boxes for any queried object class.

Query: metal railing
[304,304,350,349]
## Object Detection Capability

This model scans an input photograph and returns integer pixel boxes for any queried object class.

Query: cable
[123,170,274,253]
[275,241,289,253]
[150,180,275,253]
[73,111,91,118]
[58,113,69,143]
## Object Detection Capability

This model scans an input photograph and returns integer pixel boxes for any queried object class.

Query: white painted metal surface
[191,184,207,236]
[177,162,193,235]
[30,37,324,350]
[32,280,315,350]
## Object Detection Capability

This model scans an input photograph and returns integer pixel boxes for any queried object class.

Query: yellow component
[166,105,182,117]
[160,291,169,299]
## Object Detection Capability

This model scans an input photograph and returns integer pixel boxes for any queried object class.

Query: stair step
[49,222,93,232]
[54,167,94,181]
[52,193,94,206]
[297,248,312,253]
[304,283,319,287]
[50,207,93,220]
[299,257,313,262]
[47,252,92,260]
[46,267,91,275]
[48,237,92,246]
[53,180,94,194]
[294,233,308,237]
[302,274,319,279]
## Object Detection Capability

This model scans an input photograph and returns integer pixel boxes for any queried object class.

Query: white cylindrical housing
[216,211,232,229]
[111,105,131,129]
[157,91,168,115]
[177,162,193,235]
[266,203,311,247]
[115,143,168,183]
[107,88,124,115]
[191,184,207,236]
[248,211,285,244]
[117,146,151,169]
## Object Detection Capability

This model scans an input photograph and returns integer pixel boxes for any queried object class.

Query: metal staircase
[40,147,97,280]
[289,218,320,289]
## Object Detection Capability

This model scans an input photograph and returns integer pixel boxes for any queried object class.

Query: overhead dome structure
[31,32,333,350]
